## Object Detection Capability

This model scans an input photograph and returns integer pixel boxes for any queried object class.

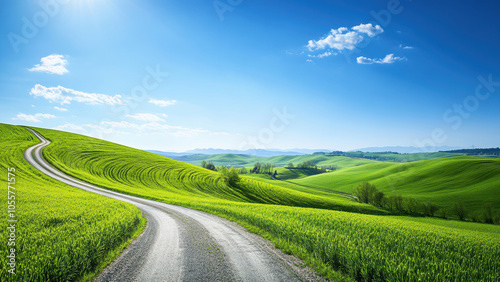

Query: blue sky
[1,0,499,152]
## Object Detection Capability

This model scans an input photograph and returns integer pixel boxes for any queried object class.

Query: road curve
[24,128,320,281]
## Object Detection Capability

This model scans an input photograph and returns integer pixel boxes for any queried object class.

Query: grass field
[168,150,483,168]
[339,151,466,162]
[292,157,500,216]
[36,127,382,215]
[33,125,500,281]
[0,123,145,281]
[243,166,327,181]
[174,153,378,168]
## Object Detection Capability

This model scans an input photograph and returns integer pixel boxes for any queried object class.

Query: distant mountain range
[148,148,330,158]
[148,146,469,158]
[350,146,466,154]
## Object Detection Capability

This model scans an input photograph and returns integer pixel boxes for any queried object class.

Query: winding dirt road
[24,128,321,281]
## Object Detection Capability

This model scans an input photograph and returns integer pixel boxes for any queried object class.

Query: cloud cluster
[399,44,414,49]
[30,84,124,105]
[29,54,68,75]
[54,106,68,112]
[307,23,383,52]
[149,98,176,107]
[352,23,384,37]
[356,54,406,64]
[13,112,56,123]
[126,113,165,122]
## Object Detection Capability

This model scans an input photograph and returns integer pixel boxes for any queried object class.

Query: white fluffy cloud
[308,51,336,59]
[356,54,406,64]
[307,23,384,53]
[352,23,384,37]
[149,98,176,107]
[30,84,124,106]
[126,113,165,122]
[29,54,68,75]
[13,113,56,123]
[308,27,363,51]
[399,44,414,49]
[54,106,68,112]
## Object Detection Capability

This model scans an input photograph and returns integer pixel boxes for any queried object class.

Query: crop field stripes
[14,124,500,281]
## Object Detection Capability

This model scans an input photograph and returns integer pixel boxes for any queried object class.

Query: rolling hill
[292,157,500,215]
[0,123,144,281]
[35,127,381,214]
[172,153,378,169]
[7,124,499,281]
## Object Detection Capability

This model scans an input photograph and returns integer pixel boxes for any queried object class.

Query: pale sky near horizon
[1,0,499,152]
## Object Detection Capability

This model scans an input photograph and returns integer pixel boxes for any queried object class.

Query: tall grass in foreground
[0,124,145,281]
[192,202,500,281]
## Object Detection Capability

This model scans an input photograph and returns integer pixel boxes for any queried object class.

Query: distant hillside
[352,145,465,154]
[441,147,500,156]
[147,148,328,157]
[184,148,304,157]
[167,153,378,169]
[293,156,500,215]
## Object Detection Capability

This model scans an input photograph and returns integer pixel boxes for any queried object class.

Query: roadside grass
[192,202,500,281]
[293,157,500,215]
[0,123,145,281]
[34,126,500,281]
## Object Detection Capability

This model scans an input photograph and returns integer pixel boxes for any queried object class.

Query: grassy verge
[0,123,145,281]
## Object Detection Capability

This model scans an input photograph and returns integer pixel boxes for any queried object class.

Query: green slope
[0,123,144,281]
[177,153,377,169]
[24,125,500,281]
[340,151,465,162]
[35,127,382,215]
[293,157,500,214]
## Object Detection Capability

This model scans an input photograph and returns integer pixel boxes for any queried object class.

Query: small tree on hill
[483,204,494,224]
[373,191,385,207]
[219,167,240,187]
[202,160,217,171]
[437,208,448,219]
[251,162,262,174]
[423,202,439,216]
[406,198,419,214]
[354,182,377,204]
[388,195,404,212]
[454,202,467,221]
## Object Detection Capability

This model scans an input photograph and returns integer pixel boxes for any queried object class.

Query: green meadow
[176,153,378,168]
[24,125,500,281]
[292,157,500,216]
[0,123,145,281]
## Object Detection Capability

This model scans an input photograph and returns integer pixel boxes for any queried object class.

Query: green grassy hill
[0,123,144,281]
[293,157,500,215]
[177,153,378,169]
[32,125,500,281]
[340,151,465,162]
[35,127,382,215]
